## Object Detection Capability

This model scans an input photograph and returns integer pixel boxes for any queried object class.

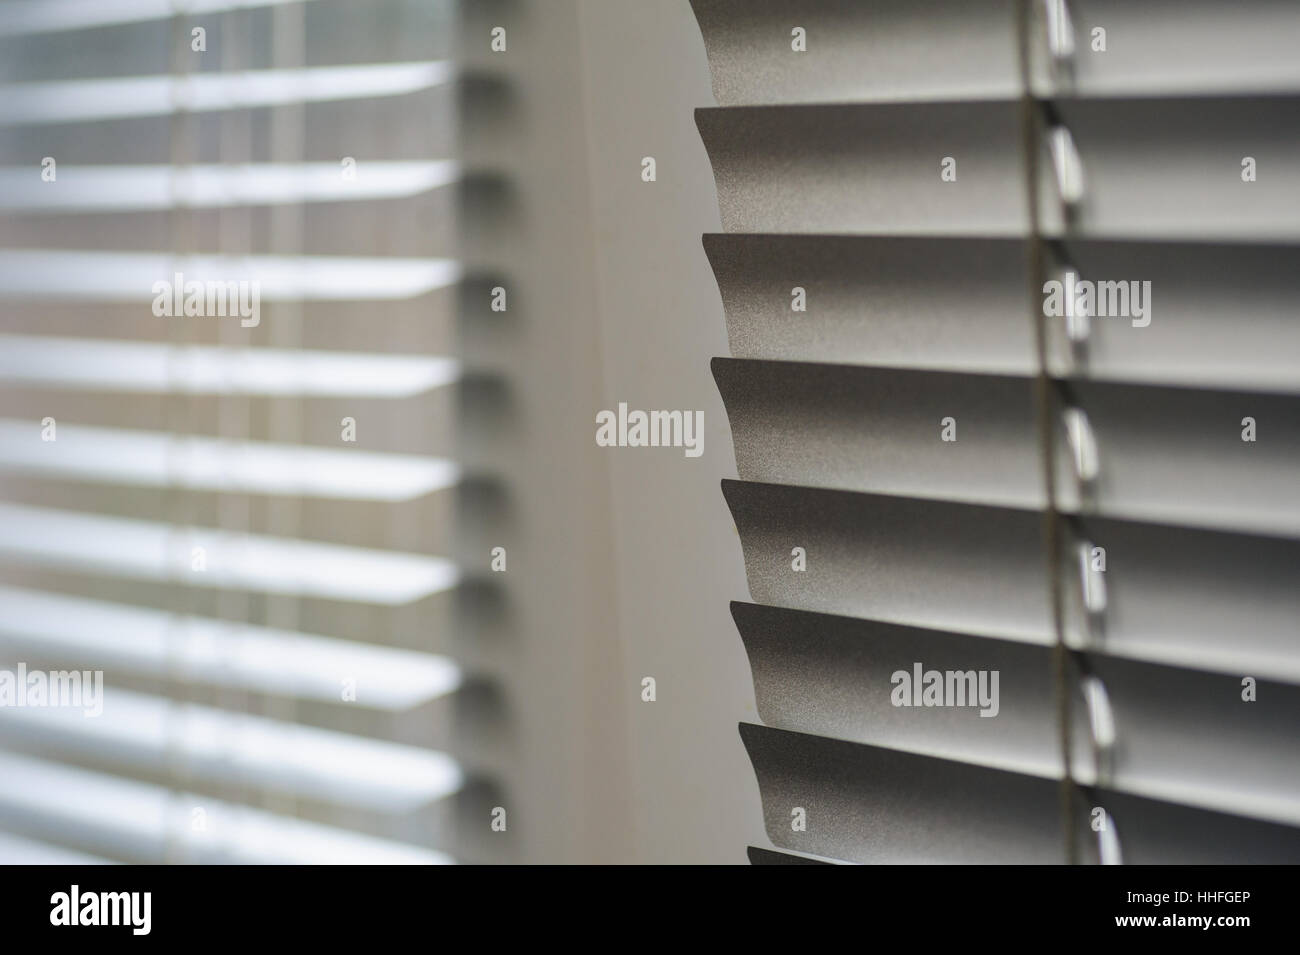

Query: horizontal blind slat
[716,359,1300,536]
[705,234,1300,395]
[691,0,1300,105]
[0,752,454,864]
[0,61,454,125]
[0,161,459,213]
[743,724,1300,863]
[690,0,1019,107]
[735,602,1300,826]
[0,420,459,501]
[698,99,1300,241]
[0,335,458,396]
[0,585,460,708]
[724,481,1300,676]
[0,686,461,811]
[0,503,459,604]
[0,250,460,300]
[696,103,1028,237]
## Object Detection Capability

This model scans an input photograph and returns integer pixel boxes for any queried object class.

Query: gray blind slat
[696,102,1028,237]
[1029,0,1300,98]
[1042,96,1300,242]
[1044,241,1300,395]
[743,723,1300,864]
[725,481,1300,680]
[698,99,1300,241]
[715,358,1044,510]
[707,234,1300,395]
[716,359,1300,536]
[690,0,1019,107]
[742,723,1067,864]
[723,480,1052,643]
[736,602,1300,827]
[746,845,832,865]
[691,0,1300,106]
[704,234,1035,377]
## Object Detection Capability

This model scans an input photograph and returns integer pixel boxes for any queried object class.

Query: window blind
[692,0,1300,864]
[0,0,467,863]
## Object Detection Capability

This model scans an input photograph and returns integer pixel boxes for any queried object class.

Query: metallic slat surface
[691,0,1300,105]
[704,233,1300,395]
[741,723,1067,864]
[746,845,832,865]
[714,359,1044,510]
[743,724,1300,864]
[724,480,1300,678]
[735,602,1300,826]
[696,102,1028,237]
[723,480,1053,643]
[698,98,1300,241]
[690,0,1019,106]
[703,233,1035,376]
[715,359,1300,536]
[694,0,1300,867]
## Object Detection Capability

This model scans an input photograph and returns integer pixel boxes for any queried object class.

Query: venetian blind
[692,0,1300,864]
[0,0,467,864]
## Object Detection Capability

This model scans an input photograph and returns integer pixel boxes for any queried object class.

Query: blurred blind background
[0,0,467,863]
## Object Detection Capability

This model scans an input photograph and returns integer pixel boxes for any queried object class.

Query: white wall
[458,0,764,864]
[576,0,764,863]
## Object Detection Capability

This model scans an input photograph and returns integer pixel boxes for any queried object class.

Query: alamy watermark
[152,271,261,327]
[891,662,1000,718]
[0,663,103,717]
[50,886,151,935]
[1043,272,1152,328]
[595,402,703,458]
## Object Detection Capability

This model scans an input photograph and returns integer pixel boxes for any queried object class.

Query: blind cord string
[1015,0,1078,865]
